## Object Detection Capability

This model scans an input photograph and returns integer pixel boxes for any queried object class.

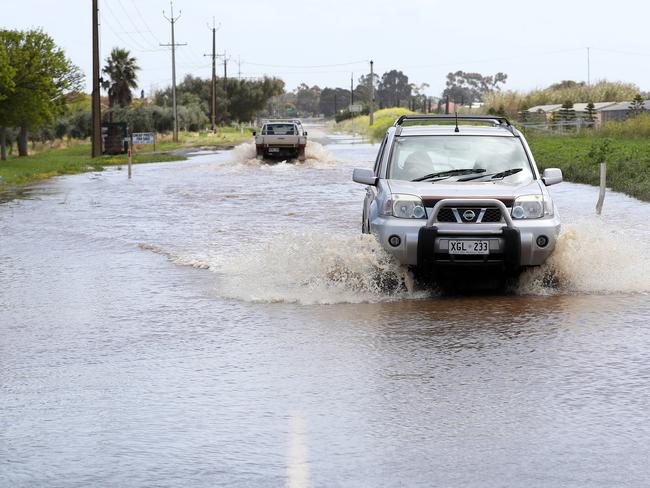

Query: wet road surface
[2,131,650,487]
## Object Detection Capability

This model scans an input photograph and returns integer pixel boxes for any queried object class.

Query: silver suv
[352,115,563,275]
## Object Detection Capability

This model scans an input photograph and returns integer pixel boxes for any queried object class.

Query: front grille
[482,208,503,222]
[434,206,504,223]
[437,208,455,222]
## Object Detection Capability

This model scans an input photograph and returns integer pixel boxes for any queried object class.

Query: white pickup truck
[254,119,308,161]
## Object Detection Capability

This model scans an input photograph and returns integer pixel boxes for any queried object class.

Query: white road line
[286,411,311,488]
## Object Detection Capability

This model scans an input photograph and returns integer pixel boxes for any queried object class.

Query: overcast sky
[3,0,650,97]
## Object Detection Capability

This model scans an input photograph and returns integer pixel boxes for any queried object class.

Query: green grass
[336,108,415,141]
[0,128,254,188]
[154,127,254,151]
[0,142,185,187]
[528,135,650,201]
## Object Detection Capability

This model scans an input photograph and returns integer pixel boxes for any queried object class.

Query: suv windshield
[388,135,533,183]
[263,123,296,135]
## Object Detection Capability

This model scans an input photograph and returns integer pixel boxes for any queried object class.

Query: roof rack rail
[393,114,517,136]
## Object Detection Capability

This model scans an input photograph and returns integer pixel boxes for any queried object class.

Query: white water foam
[228,141,335,166]
[141,234,423,304]
[140,219,650,304]
[518,219,650,295]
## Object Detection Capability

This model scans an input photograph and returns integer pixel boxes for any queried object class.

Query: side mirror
[303,131,308,136]
[542,168,563,186]
[252,131,256,136]
[352,168,377,186]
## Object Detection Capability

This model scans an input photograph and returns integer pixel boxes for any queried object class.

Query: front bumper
[370,198,561,269]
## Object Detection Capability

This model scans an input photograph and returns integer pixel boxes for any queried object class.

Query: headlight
[382,194,426,219]
[512,194,553,219]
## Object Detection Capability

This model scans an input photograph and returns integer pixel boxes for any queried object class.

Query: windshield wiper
[411,168,486,182]
[457,167,523,182]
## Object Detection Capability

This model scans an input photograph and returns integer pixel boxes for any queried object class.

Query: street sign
[349,104,363,113]
[132,132,155,145]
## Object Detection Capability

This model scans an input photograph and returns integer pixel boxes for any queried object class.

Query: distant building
[600,100,650,123]
[527,102,617,124]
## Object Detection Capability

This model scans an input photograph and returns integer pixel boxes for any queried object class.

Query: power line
[127,0,163,45]
[590,47,650,57]
[240,60,367,69]
[102,0,152,51]
[115,0,161,49]
[400,47,586,70]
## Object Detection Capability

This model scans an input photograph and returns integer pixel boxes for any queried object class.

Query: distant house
[526,104,563,121]
[527,102,617,124]
[600,100,650,123]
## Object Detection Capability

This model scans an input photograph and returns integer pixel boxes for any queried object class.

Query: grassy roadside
[527,135,650,202]
[153,127,254,151]
[0,128,253,188]
[336,108,414,141]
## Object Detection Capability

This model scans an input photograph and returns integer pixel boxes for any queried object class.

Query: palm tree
[102,48,139,108]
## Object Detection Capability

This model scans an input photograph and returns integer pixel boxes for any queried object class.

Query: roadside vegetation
[0,127,255,187]
[529,135,650,202]
[336,108,415,140]
[0,142,184,187]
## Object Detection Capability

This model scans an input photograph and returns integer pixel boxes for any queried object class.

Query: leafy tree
[154,74,283,124]
[0,42,14,103]
[628,93,645,118]
[584,101,596,127]
[102,47,140,108]
[518,103,530,122]
[319,87,351,116]
[377,70,412,108]
[443,71,507,105]
[548,80,585,90]
[354,72,379,108]
[228,77,284,122]
[556,100,576,129]
[0,28,82,157]
[0,42,16,160]
[294,84,321,115]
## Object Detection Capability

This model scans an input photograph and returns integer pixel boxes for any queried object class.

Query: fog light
[388,235,401,247]
[536,235,549,247]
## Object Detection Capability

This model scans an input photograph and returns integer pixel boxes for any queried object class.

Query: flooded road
[2,130,650,487]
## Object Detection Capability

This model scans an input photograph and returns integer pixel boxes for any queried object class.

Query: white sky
[3,0,650,97]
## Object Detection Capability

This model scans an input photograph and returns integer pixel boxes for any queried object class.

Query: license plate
[448,240,489,255]
[268,147,280,153]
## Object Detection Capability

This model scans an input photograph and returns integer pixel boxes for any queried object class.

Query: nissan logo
[462,209,476,221]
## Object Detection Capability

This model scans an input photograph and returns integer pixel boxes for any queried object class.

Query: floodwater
[2,128,650,487]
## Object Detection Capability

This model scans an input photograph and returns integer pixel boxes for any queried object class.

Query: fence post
[128,139,132,180]
[596,162,606,214]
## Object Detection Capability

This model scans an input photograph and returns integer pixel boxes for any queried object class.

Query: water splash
[141,234,424,304]
[141,218,650,303]
[518,219,650,295]
[228,141,334,166]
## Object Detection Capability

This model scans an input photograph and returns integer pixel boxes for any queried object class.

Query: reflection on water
[2,135,650,487]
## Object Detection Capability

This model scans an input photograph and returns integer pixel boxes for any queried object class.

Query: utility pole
[238,56,241,80]
[161,2,187,143]
[350,72,354,106]
[91,0,102,157]
[587,46,591,85]
[221,53,230,123]
[204,18,219,132]
[369,60,374,126]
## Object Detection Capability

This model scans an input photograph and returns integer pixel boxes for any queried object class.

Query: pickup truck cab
[254,119,308,161]
[352,115,563,279]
